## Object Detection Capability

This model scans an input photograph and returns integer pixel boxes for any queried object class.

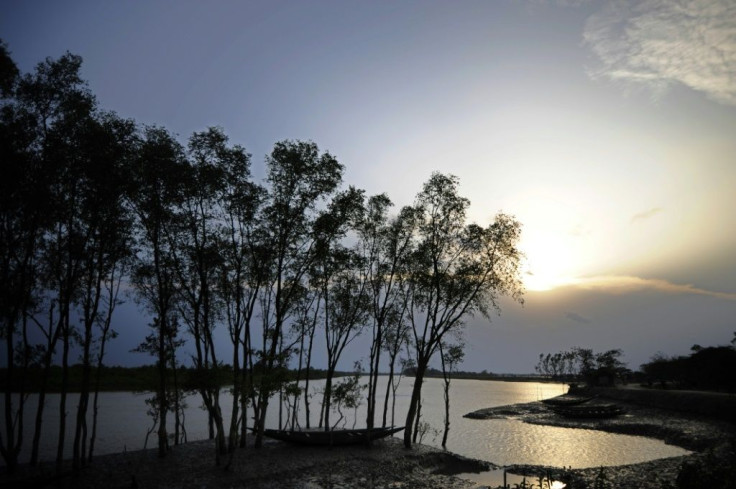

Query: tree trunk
[56,317,70,473]
[322,368,335,431]
[304,325,315,429]
[382,359,395,427]
[73,321,93,471]
[2,320,19,474]
[403,361,427,448]
[157,319,168,458]
[441,380,450,448]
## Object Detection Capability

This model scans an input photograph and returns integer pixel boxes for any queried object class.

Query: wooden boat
[541,395,594,406]
[551,404,625,419]
[260,426,405,446]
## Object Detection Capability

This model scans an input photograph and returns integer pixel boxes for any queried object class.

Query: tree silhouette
[402,173,524,447]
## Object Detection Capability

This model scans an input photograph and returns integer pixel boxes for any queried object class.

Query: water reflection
[5,377,690,469]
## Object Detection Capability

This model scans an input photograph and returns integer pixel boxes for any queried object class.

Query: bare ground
[1,436,492,489]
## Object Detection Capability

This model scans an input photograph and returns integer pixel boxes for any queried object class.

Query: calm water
[4,377,689,475]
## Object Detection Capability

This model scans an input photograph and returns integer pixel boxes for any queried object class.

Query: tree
[11,51,99,471]
[402,173,524,448]
[329,366,364,430]
[70,113,136,471]
[0,40,19,97]
[381,309,411,427]
[252,140,343,447]
[356,195,416,431]
[0,42,48,474]
[309,188,367,430]
[129,126,189,458]
[171,128,231,462]
[212,128,265,454]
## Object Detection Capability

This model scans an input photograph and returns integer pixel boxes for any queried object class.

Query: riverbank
[5,386,734,489]
[465,389,736,488]
[1,436,492,489]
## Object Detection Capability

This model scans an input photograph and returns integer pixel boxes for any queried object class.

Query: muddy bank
[1,436,493,489]
[465,393,736,488]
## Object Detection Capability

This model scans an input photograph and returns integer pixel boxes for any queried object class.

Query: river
[3,376,690,482]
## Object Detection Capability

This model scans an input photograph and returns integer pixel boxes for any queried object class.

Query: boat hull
[551,404,625,418]
[261,426,405,446]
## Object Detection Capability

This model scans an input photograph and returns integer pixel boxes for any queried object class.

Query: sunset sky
[2,0,735,373]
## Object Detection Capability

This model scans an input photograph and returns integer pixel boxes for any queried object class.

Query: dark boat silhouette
[551,404,625,418]
[260,426,405,446]
[541,395,595,406]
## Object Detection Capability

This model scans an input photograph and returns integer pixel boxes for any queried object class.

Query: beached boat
[551,404,625,418]
[260,426,405,446]
[541,395,595,406]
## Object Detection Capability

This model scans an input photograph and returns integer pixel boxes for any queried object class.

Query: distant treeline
[0,365,355,393]
[2,365,548,392]
[534,334,736,393]
[641,344,736,392]
[405,367,546,383]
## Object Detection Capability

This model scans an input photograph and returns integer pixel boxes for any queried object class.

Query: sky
[2,0,735,373]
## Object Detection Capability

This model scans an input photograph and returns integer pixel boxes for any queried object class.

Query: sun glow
[521,230,578,291]
[513,193,591,292]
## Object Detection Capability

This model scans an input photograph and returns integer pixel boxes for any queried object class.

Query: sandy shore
[4,392,735,489]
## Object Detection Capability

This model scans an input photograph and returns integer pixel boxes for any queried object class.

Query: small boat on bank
[260,426,405,446]
[541,395,595,406]
[551,404,625,419]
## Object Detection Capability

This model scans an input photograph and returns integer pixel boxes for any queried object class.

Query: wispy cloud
[565,275,736,300]
[631,207,663,223]
[583,0,736,105]
[566,311,592,323]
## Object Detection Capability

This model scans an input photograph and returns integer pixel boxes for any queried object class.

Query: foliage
[1,43,529,467]
[402,173,525,447]
[642,341,736,391]
[535,348,628,386]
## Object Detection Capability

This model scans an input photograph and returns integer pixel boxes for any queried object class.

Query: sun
[520,229,577,292]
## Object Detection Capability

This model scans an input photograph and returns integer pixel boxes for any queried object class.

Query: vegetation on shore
[533,333,736,393]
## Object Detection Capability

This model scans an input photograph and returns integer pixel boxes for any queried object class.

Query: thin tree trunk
[382,360,395,427]
[2,318,19,473]
[56,314,70,473]
[403,362,427,448]
[157,317,168,458]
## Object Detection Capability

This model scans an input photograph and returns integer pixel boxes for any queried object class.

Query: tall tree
[71,113,136,471]
[212,128,265,455]
[0,42,48,474]
[129,126,188,458]
[402,173,524,448]
[357,196,417,430]
[252,140,343,447]
[309,188,366,430]
[12,51,98,469]
[172,128,230,462]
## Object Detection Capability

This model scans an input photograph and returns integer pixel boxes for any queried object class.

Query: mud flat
[465,388,736,488]
[1,436,493,489]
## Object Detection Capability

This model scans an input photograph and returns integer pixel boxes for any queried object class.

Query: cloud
[583,0,736,105]
[565,275,736,300]
[566,311,592,323]
[631,207,663,223]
